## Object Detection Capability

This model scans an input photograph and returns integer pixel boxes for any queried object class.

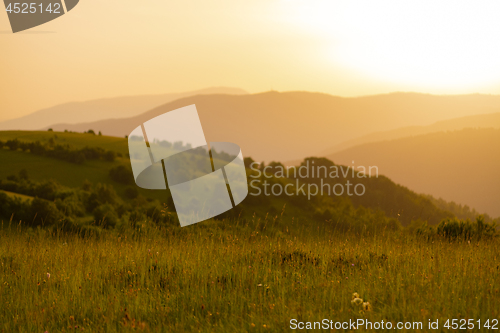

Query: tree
[244,157,256,169]
[103,150,115,162]
[81,179,92,191]
[124,186,139,199]
[5,139,20,151]
[93,204,118,228]
[30,197,63,226]
[86,183,119,213]
[19,169,29,181]
[109,165,134,185]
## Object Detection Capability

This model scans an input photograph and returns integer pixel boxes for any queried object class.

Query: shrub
[103,150,115,162]
[19,169,29,181]
[55,194,86,217]
[85,183,120,213]
[109,165,134,185]
[0,192,31,222]
[93,204,119,228]
[124,186,139,199]
[5,139,20,151]
[30,197,64,226]
[418,215,498,241]
[33,180,59,201]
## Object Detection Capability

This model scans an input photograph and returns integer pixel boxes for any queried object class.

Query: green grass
[0,148,172,204]
[1,190,33,201]
[1,130,498,332]
[0,221,498,332]
[0,148,122,188]
[0,131,129,155]
[0,131,236,206]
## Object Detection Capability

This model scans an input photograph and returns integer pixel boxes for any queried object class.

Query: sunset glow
[3,0,500,120]
[282,0,500,89]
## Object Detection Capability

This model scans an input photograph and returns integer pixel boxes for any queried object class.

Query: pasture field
[0,147,172,205]
[1,190,33,202]
[0,220,498,332]
[0,149,122,189]
[0,131,129,156]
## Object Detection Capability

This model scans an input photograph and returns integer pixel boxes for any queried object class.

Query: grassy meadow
[1,220,499,332]
[0,130,499,332]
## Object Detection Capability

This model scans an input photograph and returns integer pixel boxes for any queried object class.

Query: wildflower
[70,316,74,321]
[251,323,256,327]
[352,292,360,300]
[46,273,51,279]
[362,302,372,311]
[351,298,363,306]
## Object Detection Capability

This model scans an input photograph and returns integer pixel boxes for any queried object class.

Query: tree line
[0,138,118,164]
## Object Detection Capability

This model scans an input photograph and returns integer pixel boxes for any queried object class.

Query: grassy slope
[0,224,498,332]
[0,142,171,205]
[0,149,120,188]
[1,190,33,201]
[327,128,500,217]
[0,130,462,226]
[0,132,302,222]
[0,131,129,155]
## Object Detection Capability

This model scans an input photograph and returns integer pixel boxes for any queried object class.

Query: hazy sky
[2,0,500,121]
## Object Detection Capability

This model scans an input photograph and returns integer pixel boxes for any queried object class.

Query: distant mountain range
[2,90,500,218]
[45,91,500,162]
[321,112,500,155]
[326,128,500,217]
[0,130,486,227]
[0,87,247,131]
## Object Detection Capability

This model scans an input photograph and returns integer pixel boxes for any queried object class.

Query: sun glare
[281,0,500,90]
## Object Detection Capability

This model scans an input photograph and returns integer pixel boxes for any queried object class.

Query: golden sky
[2,0,500,121]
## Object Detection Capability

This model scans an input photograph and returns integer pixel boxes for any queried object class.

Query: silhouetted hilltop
[0,87,247,131]
[46,91,500,162]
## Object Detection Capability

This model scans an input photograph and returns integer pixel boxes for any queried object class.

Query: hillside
[0,87,247,131]
[46,92,500,162]
[0,130,488,228]
[321,112,500,155]
[327,128,500,217]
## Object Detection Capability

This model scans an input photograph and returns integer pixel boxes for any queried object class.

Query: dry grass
[0,220,499,332]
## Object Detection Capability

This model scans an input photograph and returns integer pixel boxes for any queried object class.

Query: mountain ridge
[45,91,500,162]
[326,127,500,217]
[0,87,248,131]
[321,112,500,155]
